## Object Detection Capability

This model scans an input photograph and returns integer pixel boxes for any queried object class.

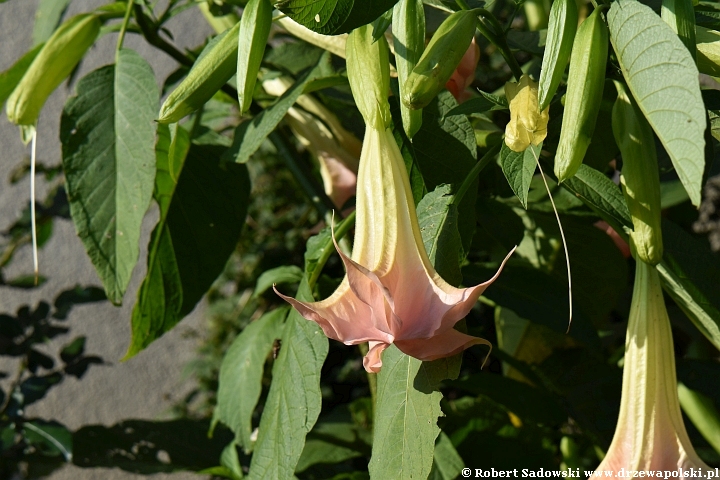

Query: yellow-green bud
[612,82,663,265]
[554,8,608,183]
[237,0,273,113]
[402,9,477,111]
[158,22,240,124]
[346,24,391,130]
[6,14,100,126]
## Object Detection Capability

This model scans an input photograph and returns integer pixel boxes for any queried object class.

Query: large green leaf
[247,280,328,480]
[126,144,251,357]
[368,345,443,480]
[408,91,479,254]
[608,0,706,206]
[499,143,541,209]
[61,49,158,304]
[417,184,462,286]
[212,307,288,452]
[33,0,72,45]
[223,53,332,164]
[277,0,399,35]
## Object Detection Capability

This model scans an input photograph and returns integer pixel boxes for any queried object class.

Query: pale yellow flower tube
[595,261,710,477]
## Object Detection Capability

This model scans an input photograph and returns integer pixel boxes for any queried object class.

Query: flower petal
[394,328,490,362]
[363,341,389,373]
[273,282,394,345]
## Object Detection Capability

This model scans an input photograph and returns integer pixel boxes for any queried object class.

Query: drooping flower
[276,123,514,372]
[595,260,710,477]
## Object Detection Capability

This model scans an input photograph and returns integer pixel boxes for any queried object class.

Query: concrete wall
[0,1,214,478]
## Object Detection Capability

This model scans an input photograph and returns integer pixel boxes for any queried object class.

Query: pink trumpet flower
[595,261,710,478]
[276,125,514,373]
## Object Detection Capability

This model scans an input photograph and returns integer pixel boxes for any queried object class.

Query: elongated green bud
[237,0,272,113]
[554,8,608,183]
[661,0,696,60]
[696,26,720,77]
[538,0,578,111]
[612,82,663,265]
[346,24,391,130]
[402,9,477,111]
[392,0,426,138]
[6,14,100,126]
[158,23,240,124]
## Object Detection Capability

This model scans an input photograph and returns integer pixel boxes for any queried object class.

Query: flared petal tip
[363,342,389,373]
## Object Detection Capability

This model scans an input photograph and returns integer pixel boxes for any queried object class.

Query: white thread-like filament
[531,146,573,330]
[31,128,39,285]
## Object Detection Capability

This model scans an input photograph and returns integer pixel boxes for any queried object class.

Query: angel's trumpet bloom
[276,125,514,372]
[595,261,710,477]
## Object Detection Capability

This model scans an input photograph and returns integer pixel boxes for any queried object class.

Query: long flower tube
[595,261,710,477]
[275,25,514,372]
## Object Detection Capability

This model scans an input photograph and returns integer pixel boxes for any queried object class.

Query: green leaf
[499,143,541,209]
[24,420,72,461]
[126,145,251,357]
[0,43,44,108]
[61,49,158,304]
[410,91,479,253]
[429,432,464,480]
[220,443,245,479]
[368,345,444,480]
[561,164,632,234]
[296,423,366,473]
[253,266,304,298]
[277,0,400,35]
[444,91,509,117]
[678,383,720,455]
[657,220,720,350]
[212,308,288,451]
[33,0,72,45]
[247,280,328,480]
[371,7,393,41]
[608,0,706,206]
[417,185,462,286]
[224,52,331,164]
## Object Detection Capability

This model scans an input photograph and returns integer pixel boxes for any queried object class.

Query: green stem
[453,142,501,205]
[455,0,472,9]
[116,0,135,56]
[307,210,356,289]
[472,10,524,80]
